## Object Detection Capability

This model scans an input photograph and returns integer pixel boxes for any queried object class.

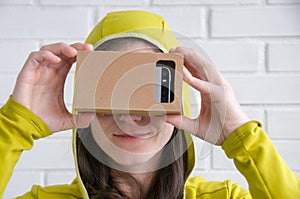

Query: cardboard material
[74,50,183,115]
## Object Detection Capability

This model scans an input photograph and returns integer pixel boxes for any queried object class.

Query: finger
[71,43,93,51]
[183,67,210,95]
[54,112,96,132]
[51,43,93,82]
[26,51,61,70]
[172,47,223,85]
[40,42,77,58]
[59,43,93,66]
[171,47,207,79]
[165,115,198,136]
[57,43,92,75]
[73,112,96,129]
[171,47,202,80]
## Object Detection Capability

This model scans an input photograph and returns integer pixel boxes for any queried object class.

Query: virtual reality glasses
[74,51,183,115]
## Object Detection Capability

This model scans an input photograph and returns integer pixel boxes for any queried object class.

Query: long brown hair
[76,126,188,199]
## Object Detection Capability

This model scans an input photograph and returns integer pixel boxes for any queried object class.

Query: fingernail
[169,48,176,53]
[85,43,94,50]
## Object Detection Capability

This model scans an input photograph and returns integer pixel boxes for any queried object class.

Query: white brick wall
[226,75,300,104]
[0,0,33,5]
[152,0,259,5]
[196,41,262,72]
[1,1,299,198]
[267,110,300,139]
[40,0,143,6]
[268,42,300,71]
[211,7,300,37]
[0,7,91,39]
[268,0,300,4]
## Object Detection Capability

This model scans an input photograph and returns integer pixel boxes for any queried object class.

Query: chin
[106,149,162,173]
[112,149,156,165]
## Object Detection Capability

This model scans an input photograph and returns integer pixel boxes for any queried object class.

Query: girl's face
[90,41,175,168]
[91,114,174,166]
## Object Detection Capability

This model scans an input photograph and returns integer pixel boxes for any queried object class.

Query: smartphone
[155,60,175,103]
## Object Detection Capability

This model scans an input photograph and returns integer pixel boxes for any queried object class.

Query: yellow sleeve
[14,183,82,199]
[222,121,300,199]
[0,96,52,198]
[185,175,251,198]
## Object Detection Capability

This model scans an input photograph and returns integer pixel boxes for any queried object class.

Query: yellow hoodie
[0,10,299,199]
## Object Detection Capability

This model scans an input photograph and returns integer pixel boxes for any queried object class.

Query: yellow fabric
[0,97,52,198]
[222,121,300,198]
[85,10,178,52]
[1,98,299,198]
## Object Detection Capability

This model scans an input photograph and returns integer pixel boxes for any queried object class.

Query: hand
[12,42,95,133]
[166,47,249,145]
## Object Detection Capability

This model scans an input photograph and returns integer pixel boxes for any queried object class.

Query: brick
[155,7,205,38]
[190,86,201,118]
[0,40,39,73]
[153,0,258,5]
[64,72,75,105]
[96,7,205,38]
[189,95,265,122]
[0,74,17,104]
[267,110,300,139]
[212,146,236,170]
[46,171,76,186]
[193,137,212,170]
[15,139,74,170]
[188,88,265,122]
[242,107,265,123]
[211,7,300,37]
[0,7,90,39]
[191,170,248,190]
[225,75,300,104]
[3,172,42,198]
[191,103,200,119]
[197,41,260,72]
[40,0,142,5]
[47,129,73,139]
[268,43,300,71]
[273,141,300,171]
[0,0,33,4]
[268,0,300,4]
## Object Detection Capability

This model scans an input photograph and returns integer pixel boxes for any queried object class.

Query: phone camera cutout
[155,60,175,103]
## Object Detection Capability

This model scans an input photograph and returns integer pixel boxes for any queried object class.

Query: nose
[117,114,143,124]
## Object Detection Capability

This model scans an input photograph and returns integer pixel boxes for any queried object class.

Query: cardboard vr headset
[74,50,183,115]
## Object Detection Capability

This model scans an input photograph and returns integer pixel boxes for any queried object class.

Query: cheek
[158,123,174,144]
[96,115,117,133]
[148,123,174,152]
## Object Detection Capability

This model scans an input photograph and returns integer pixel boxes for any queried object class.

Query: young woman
[0,10,299,199]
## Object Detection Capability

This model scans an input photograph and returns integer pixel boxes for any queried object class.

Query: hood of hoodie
[72,10,195,198]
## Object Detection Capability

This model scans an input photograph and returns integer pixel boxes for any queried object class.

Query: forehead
[95,37,162,53]
[126,43,160,53]
[116,41,161,53]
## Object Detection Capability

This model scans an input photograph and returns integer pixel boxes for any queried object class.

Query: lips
[113,132,152,139]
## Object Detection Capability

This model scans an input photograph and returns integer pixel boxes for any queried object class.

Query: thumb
[165,115,198,136]
[73,112,96,128]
